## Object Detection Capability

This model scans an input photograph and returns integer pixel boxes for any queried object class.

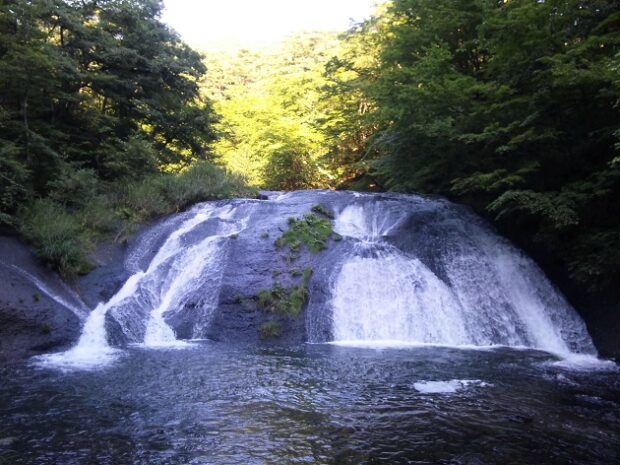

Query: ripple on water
[0,343,618,465]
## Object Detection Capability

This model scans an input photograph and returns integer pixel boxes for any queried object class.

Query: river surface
[1,343,618,465]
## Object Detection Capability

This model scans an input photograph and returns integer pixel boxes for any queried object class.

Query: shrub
[19,199,94,278]
[113,176,171,222]
[162,161,254,211]
[79,196,120,236]
[47,167,100,209]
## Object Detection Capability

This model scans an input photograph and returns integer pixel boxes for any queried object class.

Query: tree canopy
[0,0,217,220]
[325,0,620,301]
[1,0,618,305]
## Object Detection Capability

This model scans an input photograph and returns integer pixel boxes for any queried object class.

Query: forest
[1,0,619,309]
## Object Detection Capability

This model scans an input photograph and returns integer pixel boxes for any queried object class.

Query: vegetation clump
[275,214,333,254]
[259,321,282,339]
[18,163,253,278]
[257,268,313,319]
[311,204,334,219]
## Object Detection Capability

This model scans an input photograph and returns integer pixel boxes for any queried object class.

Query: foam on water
[413,379,489,394]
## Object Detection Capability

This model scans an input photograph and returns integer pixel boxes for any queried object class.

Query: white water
[332,251,469,345]
[37,203,250,369]
[331,204,598,359]
[413,379,489,394]
[33,192,602,371]
[142,204,246,347]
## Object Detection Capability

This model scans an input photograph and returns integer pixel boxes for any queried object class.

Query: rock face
[0,236,84,362]
[1,191,618,361]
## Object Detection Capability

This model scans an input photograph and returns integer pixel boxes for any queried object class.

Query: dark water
[1,344,619,465]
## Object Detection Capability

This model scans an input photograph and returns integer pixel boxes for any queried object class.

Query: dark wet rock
[76,240,129,308]
[0,236,82,361]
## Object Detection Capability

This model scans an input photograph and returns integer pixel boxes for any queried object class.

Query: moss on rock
[275,214,332,254]
[259,320,282,339]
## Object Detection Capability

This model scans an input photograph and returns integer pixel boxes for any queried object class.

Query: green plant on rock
[260,320,282,339]
[275,214,332,254]
[311,204,334,219]
[19,200,95,278]
[257,267,313,318]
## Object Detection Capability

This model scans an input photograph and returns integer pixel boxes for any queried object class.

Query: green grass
[18,162,255,278]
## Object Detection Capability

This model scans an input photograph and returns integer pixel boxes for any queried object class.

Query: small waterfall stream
[8,265,89,320]
[39,202,252,369]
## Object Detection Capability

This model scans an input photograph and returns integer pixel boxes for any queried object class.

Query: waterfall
[37,202,251,369]
[331,201,597,357]
[32,190,599,370]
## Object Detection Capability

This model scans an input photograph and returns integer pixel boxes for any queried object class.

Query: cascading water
[34,190,599,370]
[38,202,252,369]
[8,265,88,320]
[332,204,469,345]
[330,199,597,357]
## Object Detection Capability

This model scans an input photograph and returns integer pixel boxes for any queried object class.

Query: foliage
[19,200,95,278]
[205,33,339,189]
[275,214,333,254]
[257,268,313,318]
[326,0,620,297]
[0,0,218,224]
[259,320,282,339]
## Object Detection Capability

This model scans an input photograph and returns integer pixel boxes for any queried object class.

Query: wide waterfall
[36,191,597,369]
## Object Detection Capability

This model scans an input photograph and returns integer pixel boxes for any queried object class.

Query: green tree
[329,0,620,297]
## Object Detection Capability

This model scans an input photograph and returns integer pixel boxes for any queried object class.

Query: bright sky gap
[162,0,379,50]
